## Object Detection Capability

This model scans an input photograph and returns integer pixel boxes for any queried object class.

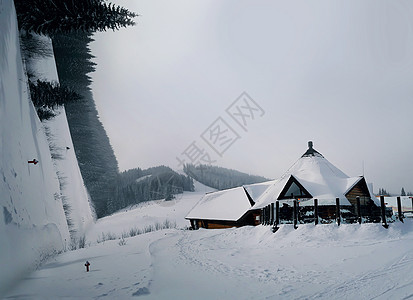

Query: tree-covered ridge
[51,31,119,218]
[108,166,194,213]
[14,0,137,35]
[184,164,269,190]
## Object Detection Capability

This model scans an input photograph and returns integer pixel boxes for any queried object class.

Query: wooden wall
[346,178,371,206]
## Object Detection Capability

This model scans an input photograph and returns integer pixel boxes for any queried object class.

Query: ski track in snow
[308,250,413,300]
[144,228,338,299]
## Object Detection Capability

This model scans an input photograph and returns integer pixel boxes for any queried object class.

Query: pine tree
[15,0,137,35]
[29,80,82,121]
[29,80,82,109]
[378,188,389,196]
[401,187,406,196]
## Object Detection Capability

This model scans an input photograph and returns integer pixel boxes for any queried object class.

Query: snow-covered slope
[0,1,90,296]
[0,0,69,294]
[86,179,214,243]
[26,34,94,238]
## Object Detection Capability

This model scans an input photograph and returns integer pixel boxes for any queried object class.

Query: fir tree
[401,187,406,196]
[29,80,82,109]
[29,80,82,121]
[378,188,389,196]
[15,0,137,35]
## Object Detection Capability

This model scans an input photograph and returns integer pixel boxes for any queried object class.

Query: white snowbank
[0,1,69,295]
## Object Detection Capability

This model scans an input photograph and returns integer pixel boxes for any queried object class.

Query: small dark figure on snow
[28,159,38,165]
[85,261,90,272]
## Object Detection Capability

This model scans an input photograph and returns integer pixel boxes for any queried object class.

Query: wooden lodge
[186,182,272,229]
[186,141,382,229]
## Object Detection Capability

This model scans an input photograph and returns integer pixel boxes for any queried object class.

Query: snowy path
[6,213,413,299]
[145,230,276,299]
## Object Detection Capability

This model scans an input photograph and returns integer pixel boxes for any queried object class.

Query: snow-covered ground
[86,180,214,243]
[1,1,92,296]
[5,185,413,299]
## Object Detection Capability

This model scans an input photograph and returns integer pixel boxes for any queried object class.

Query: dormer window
[278,175,312,200]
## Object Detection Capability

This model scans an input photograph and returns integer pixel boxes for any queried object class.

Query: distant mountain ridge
[107,166,194,213]
[183,164,270,190]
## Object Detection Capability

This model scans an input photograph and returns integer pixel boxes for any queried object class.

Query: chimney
[301,140,323,157]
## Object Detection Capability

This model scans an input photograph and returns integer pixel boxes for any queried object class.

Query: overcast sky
[90,0,413,194]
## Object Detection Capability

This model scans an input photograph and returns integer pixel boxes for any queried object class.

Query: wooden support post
[263,206,266,225]
[380,195,389,229]
[267,205,271,225]
[272,201,280,233]
[260,208,264,225]
[263,209,266,225]
[265,205,268,225]
[293,199,298,229]
[356,196,362,224]
[336,198,341,226]
[314,198,318,225]
[297,200,300,224]
[397,196,404,223]
[270,203,274,225]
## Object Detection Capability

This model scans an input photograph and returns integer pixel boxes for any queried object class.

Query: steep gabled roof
[185,181,274,221]
[253,142,371,208]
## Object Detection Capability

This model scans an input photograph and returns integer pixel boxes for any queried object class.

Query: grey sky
[90,0,413,194]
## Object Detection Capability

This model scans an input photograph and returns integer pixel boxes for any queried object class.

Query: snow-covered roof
[185,181,273,221]
[253,142,375,209]
[185,187,252,221]
[244,180,276,200]
[186,142,377,220]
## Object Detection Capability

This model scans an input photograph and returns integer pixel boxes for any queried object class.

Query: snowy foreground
[5,189,413,299]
